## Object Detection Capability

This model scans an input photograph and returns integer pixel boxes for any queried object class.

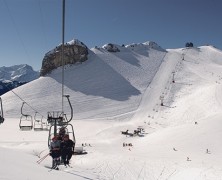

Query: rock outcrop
[102,43,120,52]
[40,39,88,76]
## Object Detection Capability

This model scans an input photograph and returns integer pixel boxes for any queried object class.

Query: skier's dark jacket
[60,139,74,152]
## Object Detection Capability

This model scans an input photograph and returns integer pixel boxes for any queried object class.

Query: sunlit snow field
[1,44,222,179]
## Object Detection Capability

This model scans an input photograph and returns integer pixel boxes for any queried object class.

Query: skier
[49,136,61,168]
[60,134,75,166]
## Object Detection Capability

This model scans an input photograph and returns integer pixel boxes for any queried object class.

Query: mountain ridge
[0,64,39,95]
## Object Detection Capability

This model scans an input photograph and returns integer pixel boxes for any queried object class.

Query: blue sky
[0,0,221,70]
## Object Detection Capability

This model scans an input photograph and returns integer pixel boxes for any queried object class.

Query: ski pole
[38,148,48,158]
[37,154,49,164]
[36,155,46,164]
[37,153,49,164]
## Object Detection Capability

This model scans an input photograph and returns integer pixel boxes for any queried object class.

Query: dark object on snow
[121,130,134,137]
[121,130,129,135]
[134,130,141,135]
[206,149,211,154]
[0,97,4,124]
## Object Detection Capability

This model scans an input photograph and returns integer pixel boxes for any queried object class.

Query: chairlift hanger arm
[0,97,3,118]
[63,95,73,123]
[0,97,4,123]
[21,102,28,116]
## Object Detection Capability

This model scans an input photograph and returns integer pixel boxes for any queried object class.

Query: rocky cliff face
[40,39,88,76]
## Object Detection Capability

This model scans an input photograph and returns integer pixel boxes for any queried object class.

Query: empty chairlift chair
[41,118,50,131]
[19,102,33,131]
[34,112,44,131]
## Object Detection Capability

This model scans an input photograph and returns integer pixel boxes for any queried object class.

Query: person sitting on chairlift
[58,127,66,140]
[60,134,74,166]
[49,136,61,160]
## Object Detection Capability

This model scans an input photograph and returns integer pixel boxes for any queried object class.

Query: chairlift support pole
[61,0,65,113]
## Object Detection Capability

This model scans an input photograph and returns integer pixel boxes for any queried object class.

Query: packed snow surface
[1,44,222,179]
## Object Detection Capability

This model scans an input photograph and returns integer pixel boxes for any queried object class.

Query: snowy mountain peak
[101,41,166,53]
[66,38,88,48]
[0,64,39,82]
[126,41,165,51]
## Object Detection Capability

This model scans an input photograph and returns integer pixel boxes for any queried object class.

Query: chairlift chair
[33,112,43,131]
[47,95,75,146]
[19,102,33,131]
[46,95,87,156]
[48,123,75,147]
[41,120,50,131]
[0,97,4,124]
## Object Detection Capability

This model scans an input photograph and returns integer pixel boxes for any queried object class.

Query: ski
[64,164,72,168]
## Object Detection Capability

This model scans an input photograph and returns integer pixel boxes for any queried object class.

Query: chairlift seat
[34,127,44,131]
[19,115,33,131]
[20,126,33,131]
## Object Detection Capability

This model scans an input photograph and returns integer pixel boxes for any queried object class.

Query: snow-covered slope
[1,44,222,179]
[2,42,166,119]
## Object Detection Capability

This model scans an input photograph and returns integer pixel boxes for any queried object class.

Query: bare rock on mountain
[103,43,120,52]
[40,39,88,76]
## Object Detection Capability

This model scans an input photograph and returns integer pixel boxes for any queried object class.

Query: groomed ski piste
[1,42,222,179]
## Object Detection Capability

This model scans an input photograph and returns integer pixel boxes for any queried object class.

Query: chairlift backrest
[34,112,44,131]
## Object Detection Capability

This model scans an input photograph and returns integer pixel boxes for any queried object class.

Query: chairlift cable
[3,83,45,118]
[37,0,48,51]
[3,0,31,63]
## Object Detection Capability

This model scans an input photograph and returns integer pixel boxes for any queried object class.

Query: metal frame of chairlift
[0,97,4,124]
[47,95,75,147]
[19,102,33,131]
